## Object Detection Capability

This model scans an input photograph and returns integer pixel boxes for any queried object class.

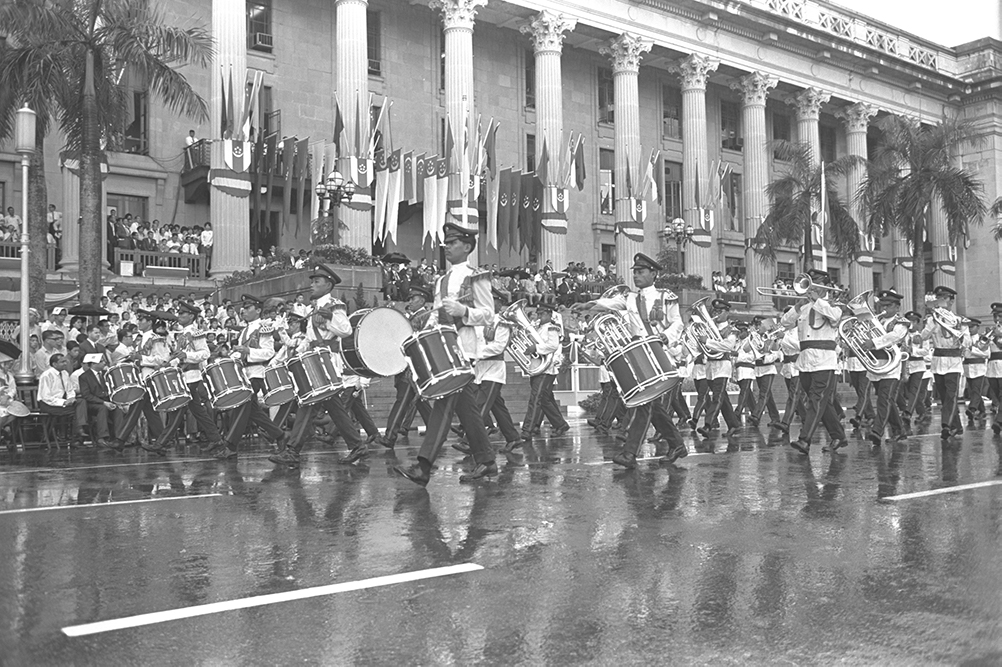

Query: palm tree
[862,115,987,312]
[990,198,1002,239]
[1,0,212,303]
[752,141,863,272]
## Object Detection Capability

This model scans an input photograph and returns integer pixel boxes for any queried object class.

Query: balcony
[114,248,207,280]
[0,242,57,272]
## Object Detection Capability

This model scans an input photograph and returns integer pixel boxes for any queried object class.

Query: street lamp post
[314,170,355,244]
[14,106,36,385]
[665,217,694,275]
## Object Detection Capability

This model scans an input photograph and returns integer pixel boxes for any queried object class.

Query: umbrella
[68,303,111,317]
[0,339,21,362]
[382,252,411,265]
[151,310,177,322]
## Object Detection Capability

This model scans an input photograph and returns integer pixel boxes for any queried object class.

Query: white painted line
[0,458,221,476]
[62,563,484,637]
[0,494,222,516]
[882,480,1002,502]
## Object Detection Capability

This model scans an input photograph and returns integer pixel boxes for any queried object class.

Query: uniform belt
[481,354,504,362]
[783,354,799,363]
[870,349,891,360]
[800,340,837,351]
[933,348,963,357]
[963,358,986,365]
[754,360,774,367]
[990,352,1002,360]
[735,362,754,369]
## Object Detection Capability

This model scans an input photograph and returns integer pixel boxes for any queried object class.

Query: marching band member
[844,325,874,430]
[117,310,166,449]
[377,285,433,449]
[779,269,847,455]
[751,318,783,426]
[859,290,910,446]
[471,289,523,453]
[394,223,497,486]
[985,303,1002,413]
[698,299,740,438]
[519,302,569,442]
[775,310,805,432]
[687,350,709,431]
[920,285,971,440]
[733,321,757,422]
[961,318,988,422]
[269,264,366,468]
[897,311,929,427]
[217,295,288,460]
[581,253,686,468]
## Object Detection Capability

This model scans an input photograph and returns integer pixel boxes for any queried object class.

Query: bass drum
[605,336,678,408]
[341,307,413,378]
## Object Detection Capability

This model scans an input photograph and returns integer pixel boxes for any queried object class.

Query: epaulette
[329,299,347,311]
[470,269,492,283]
[259,321,274,334]
[659,288,679,301]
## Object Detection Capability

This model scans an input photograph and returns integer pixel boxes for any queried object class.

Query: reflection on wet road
[1,419,1001,664]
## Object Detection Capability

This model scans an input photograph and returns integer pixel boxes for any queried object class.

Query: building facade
[1,0,1001,314]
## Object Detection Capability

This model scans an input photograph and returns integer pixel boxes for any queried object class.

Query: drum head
[354,308,412,376]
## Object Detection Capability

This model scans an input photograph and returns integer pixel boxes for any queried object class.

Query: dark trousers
[704,376,739,430]
[384,372,428,445]
[691,377,710,424]
[86,402,126,440]
[118,395,164,443]
[288,390,361,453]
[848,370,874,420]
[735,378,756,419]
[156,381,221,448]
[871,378,903,438]
[934,372,962,433]
[522,374,568,435]
[781,376,805,426]
[898,370,925,417]
[754,374,782,423]
[966,375,987,416]
[345,387,379,437]
[225,377,284,450]
[596,383,626,427]
[477,381,521,444]
[40,400,87,436]
[798,370,845,443]
[625,391,683,456]
[418,383,493,466]
[987,377,1002,410]
[672,387,691,422]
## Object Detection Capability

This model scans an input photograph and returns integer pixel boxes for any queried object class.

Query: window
[601,243,616,265]
[777,262,795,281]
[261,86,277,139]
[873,271,882,292]
[724,256,746,280]
[725,171,743,232]
[524,50,536,110]
[247,0,273,52]
[828,267,841,286]
[873,231,882,252]
[367,11,382,76]
[598,68,614,124]
[0,183,5,213]
[526,134,536,173]
[721,101,742,151]
[439,29,446,92]
[371,105,383,158]
[663,161,683,220]
[819,124,837,163]
[662,85,682,139]
[106,194,148,222]
[122,90,148,155]
[599,149,615,215]
[439,117,447,156]
[773,112,791,159]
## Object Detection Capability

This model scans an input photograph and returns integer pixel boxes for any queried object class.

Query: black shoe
[487,426,499,436]
[867,432,882,447]
[849,417,860,429]
[687,419,698,430]
[459,461,498,483]
[365,433,378,444]
[791,439,810,455]
[95,438,114,449]
[993,423,1002,436]
[587,418,600,428]
[338,445,369,464]
[696,426,712,438]
[268,449,301,467]
[725,427,741,438]
[501,440,522,453]
[748,417,760,427]
[552,424,570,437]
[775,422,790,434]
[451,442,472,455]
[393,463,429,487]
[894,432,908,442]
[375,434,395,449]
[214,447,237,460]
[142,442,168,456]
[661,443,689,465]
[828,438,848,453]
[941,427,951,440]
[611,451,637,469]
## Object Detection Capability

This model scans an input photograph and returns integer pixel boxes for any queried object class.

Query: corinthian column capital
[731,72,778,106]
[599,33,652,74]
[430,0,487,31]
[671,53,720,92]
[520,10,577,55]
[786,87,831,121]
[836,102,877,133]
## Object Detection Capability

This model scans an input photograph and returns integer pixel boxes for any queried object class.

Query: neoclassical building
[2,0,1001,315]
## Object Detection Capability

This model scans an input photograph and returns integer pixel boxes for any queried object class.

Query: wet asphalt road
[1,416,1001,666]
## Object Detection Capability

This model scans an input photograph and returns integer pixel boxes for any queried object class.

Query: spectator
[185,129,197,147]
[4,207,22,234]
[37,353,87,445]
[201,222,213,270]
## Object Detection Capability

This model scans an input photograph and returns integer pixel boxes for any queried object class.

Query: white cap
[83,353,103,364]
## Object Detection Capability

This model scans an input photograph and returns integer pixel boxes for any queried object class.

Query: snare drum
[288,348,342,405]
[341,307,413,377]
[402,325,474,399]
[105,363,145,406]
[146,367,191,412]
[203,358,253,410]
[605,336,678,408]
[263,364,296,407]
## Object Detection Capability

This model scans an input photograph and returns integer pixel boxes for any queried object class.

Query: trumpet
[756,273,848,301]
[837,290,902,375]
[498,299,554,376]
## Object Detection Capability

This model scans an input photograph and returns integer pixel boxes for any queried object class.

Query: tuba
[837,290,902,375]
[683,296,724,361]
[498,299,555,376]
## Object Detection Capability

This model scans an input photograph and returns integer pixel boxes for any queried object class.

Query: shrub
[579,391,603,415]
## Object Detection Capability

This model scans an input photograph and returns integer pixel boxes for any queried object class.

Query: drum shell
[341,308,412,378]
[263,364,296,407]
[605,336,678,408]
[203,358,253,411]
[402,325,474,399]
[146,367,191,412]
[106,363,145,406]
[288,348,342,405]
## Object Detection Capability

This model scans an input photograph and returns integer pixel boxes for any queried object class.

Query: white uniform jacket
[425,262,494,360]
[963,335,989,379]
[295,293,352,375]
[920,314,971,375]
[781,298,841,373]
[239,317,277,381]
[475,316,510,385]
[866,314,909,382]
[139,331,171,379]
[175,324,211,384]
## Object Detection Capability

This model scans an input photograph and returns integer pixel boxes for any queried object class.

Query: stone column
[733,72,777,311]
[929,200,955,290]
[674,54,718,284]
[522,11,576,271]
[787,88,831,270]
[600,34,651,288]
[892,227,913,307]
[837,102,877,296]
[336,0,371,251]
[209,0,249,277]
[59,164,80,272]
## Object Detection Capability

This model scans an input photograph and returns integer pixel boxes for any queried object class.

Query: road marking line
[0,494,222,516]
[882,480,1002,501]
[62,563,484,637]
[0,458,222,476]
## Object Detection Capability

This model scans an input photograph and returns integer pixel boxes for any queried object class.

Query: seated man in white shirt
[37,352,89,446]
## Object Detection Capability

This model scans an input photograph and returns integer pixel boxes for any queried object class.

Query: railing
[184,139,211,171]
[114,248,207,279]
[0,241,57,271]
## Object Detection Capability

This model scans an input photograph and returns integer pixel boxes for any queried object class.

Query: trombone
[756,273,848,301]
